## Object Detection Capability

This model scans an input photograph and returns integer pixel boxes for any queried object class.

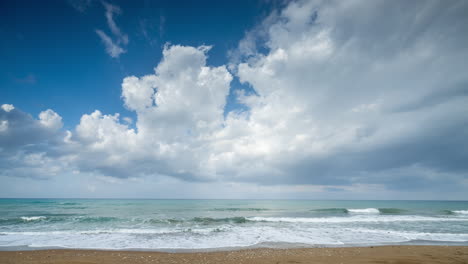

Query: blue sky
[1,0,467,199]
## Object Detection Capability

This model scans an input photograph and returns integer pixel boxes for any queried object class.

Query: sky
[0,0,467,199]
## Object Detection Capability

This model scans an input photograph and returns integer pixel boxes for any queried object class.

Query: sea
[0,199,467,251]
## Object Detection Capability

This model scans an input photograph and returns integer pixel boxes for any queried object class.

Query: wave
[377,208,408,214]
[20,216,47,222]
[142,217,248,225]
[145,218,184,224]
[247,215,467,223]
[452,210,468,215]
[310,208,348,214]
[311,208,407,215]
[209,208,269,212]
[3,211,466,227]
[347,208,380,214]
[74,216,118,223]
[0,217,44,225]
[1,215,114,225]
[442,210,468,215]
[28,201,56,204]
[192,217,248,224]
[59,202,80,206]
[0,228,208,236]
[0,216,249,226]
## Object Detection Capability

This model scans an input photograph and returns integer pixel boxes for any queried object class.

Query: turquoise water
[0,199,467,250]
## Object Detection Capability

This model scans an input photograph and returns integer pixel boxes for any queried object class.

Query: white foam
[0,225,466,250]
[20,216,46,221]
[452,210,468,215]
[347,208,380,214]
[0,226,345,249]
[0,228,216,236]
[348,228,468,243]
[247,215,465,223]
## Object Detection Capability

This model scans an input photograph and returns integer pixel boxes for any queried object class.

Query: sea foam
[247,215,466,223]
[452,210,468,215]
[20,216,46,222]
[347,208,380,214]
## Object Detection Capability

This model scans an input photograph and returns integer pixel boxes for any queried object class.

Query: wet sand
[0,246,467,264]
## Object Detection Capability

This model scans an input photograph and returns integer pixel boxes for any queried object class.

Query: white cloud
[76,110,136,150]
[39,109,63,130]
[121,45,232,136]
[96,2,128,58]
[121,75,156,112]
[72,0,468,190]
[95,29,125,58]
[225,0,468,186]
[102,1,128,45]
[71,44,232,180]
[1,104,14,112]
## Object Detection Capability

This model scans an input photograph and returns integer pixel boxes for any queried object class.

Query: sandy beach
[0,246,467,264]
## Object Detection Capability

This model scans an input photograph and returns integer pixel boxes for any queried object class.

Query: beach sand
[0,246,467,264]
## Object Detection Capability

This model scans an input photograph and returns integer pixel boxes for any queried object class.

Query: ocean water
[0,199,467,251]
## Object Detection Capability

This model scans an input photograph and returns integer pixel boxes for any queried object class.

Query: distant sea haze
[0,199,467,251]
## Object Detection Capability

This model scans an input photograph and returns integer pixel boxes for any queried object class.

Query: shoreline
[2,240,468,252]
[1,246,467,264]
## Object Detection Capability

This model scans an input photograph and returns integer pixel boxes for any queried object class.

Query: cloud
[1,104,14,112]
[39,109,63,130]
[68,0,92,13]
[0,106,64,150]
[0,121,8,132]
[102,1,128,45]
[1,0,468,198]
[0,105,69,178]
[226,0,468,189]
[95,29,125,58]
[71,44,233,179]
[96,2,128,58]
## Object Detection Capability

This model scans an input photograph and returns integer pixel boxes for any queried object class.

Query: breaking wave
[209,208,269,212]
[310,208,408,215]
[20,216,47,222]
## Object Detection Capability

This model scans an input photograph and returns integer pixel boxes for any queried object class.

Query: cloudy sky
[1,0,467,199]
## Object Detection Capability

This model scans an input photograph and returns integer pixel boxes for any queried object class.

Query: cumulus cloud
[1,104,14,112]
[227,0,468,188]
[71,44,233,179]
[0,105,70,178]
[1,0,468,197]
[0,106,64,150]
[39,109,63,130]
